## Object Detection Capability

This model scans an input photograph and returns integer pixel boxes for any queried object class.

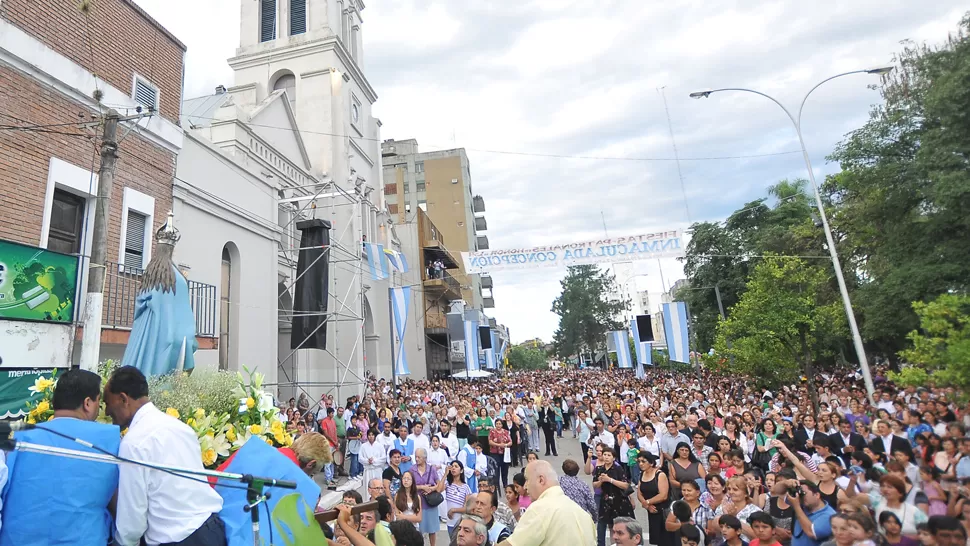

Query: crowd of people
[282,365,970,546]
[2,363,970,546]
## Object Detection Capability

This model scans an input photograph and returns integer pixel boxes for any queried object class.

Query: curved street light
[689,66,894,406]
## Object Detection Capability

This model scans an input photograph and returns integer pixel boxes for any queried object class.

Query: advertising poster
[0,239,80,323]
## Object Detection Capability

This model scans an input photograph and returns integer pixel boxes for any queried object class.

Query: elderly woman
[410,448,446,545]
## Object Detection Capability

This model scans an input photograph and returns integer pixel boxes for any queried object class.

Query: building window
[415,161,424,173]
[123,211,147,271]
[273,73,296,112]
[118,187,155,271]
[416,182,426,192]
[220,246,232,370]
[290,0,306,35]
[388,203,398,214]
[132,75,160,112]
[260,0,277,42]
[404,182,410,194]
[47,189,85,255]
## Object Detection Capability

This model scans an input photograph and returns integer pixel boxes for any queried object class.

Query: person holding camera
[789,481,836,546]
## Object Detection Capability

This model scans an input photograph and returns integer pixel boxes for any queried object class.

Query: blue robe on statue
[0,418,121,546]
[122,266,198,376]
[395,437,415,473]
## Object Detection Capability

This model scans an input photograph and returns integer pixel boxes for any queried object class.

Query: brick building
[0,0,213,373]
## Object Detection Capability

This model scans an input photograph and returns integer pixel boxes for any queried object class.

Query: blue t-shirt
[0,418,120,546]
[792,503,836,546]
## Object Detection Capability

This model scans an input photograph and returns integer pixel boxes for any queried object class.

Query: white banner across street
[461,230,685,274]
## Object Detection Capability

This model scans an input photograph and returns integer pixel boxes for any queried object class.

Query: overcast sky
[137,0,965,344]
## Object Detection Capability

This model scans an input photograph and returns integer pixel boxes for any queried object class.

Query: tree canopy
[551,265,628,361]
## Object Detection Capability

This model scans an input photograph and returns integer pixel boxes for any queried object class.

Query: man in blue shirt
[790,481,836,546]
[0,369,121,546]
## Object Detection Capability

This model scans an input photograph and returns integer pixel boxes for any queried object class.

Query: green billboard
[0,239,79,323]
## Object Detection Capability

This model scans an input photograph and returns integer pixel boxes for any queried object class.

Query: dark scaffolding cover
[291,219,331,350]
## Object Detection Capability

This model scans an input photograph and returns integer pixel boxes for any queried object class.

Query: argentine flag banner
[662,302,690,364]
[391,287,411,376]
[384,247,409,273]
[364,242,389,280]
[608,330,633,369]
[464,318,480,371]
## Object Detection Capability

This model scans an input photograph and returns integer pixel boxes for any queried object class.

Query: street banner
[464,318,480,371]
[461,230,684,274]
[662,302,690,364]
[607,330,633,369]
[391,287,411,376]
[0,239,79,323]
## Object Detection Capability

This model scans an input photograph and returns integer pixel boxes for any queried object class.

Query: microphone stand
[1,437,296,546]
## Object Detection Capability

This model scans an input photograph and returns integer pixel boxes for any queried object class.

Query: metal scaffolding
[273,172,382,403]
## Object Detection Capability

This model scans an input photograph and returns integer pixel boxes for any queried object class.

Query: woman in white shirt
[637,422,662,467]
[428,436,451,479]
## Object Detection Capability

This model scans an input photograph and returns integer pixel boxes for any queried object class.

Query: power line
[183,113,802,163]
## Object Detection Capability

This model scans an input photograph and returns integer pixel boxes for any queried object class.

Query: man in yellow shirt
[497,460,596,546]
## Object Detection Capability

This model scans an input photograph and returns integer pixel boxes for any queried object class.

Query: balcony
[425,312,448,330]
[476,235,489,250]
[474,216,488,232]
[418,208,459,269]
[424,270,462,301]
[484,296,495,308]
[473,195,485,213]
[104,262,218,337]
[480,275,493,289]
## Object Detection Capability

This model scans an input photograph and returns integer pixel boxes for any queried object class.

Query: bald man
[497,460,596,546]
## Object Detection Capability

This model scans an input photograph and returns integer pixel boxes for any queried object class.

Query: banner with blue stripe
[609,330,633,369]
[364,242,389,280]
[384,248,409,273]
[391,287,411,376]
[464,319,480,371]
[662,302,690,364]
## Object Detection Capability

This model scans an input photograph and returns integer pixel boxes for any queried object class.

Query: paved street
[321,433,646,545]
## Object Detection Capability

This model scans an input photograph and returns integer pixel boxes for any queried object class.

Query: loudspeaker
[479,326,492,349]
[291,219,331,350]
[636,315,654,342]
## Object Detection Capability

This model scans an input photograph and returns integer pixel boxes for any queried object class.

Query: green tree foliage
[825,18,970,363]
[682,180,822,352]
[551,265,629,361]
[715,258,846,413]
[893,294,970,390]
[506,345,548,371]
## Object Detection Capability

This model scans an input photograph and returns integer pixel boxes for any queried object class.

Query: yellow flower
[270,420,284,433]
[263,437,273,445]
[28,377,55,394]
[248,424,262,435]
[35,400,50,414]
[166,408,180,419]
[206,430,215,439]
[194,408,206,420]
[226,425,237,442]
[245,397,255,409]
[187,418,196,427]
[283,433,293,447]
[121,428,129,437]
[26,417,36,425]
[202,448,217,467]
[273,431,286,446]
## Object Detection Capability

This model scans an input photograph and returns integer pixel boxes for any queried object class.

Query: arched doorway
[271,71,296,112]
[219,243,241,370]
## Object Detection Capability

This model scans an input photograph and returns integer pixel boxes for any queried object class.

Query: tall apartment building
[0,0,206,377]
[380,139,492,311]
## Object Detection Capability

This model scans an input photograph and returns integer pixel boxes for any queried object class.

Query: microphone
[0,421,36,434]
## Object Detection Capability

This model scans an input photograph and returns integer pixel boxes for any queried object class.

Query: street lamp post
[690,67,893,406]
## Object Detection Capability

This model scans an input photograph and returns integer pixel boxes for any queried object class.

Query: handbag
[425,491,445,507]
[503,447,512,463]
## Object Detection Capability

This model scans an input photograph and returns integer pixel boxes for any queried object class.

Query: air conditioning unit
[451,178,458,184]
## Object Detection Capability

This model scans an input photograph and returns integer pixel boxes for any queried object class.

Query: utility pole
[79,109,120,372]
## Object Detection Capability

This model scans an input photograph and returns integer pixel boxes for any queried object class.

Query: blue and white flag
[498,338,508,361]
[464,318,480,371]
[391,287,411,376]
[364,242,390,280]
[662,302,690,364]
[484,330,498,369]
[609,330,633,369]
[384,248,409,273]
[630,319,652,378]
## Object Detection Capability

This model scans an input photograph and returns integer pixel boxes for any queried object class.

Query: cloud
[134,0,966,344]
